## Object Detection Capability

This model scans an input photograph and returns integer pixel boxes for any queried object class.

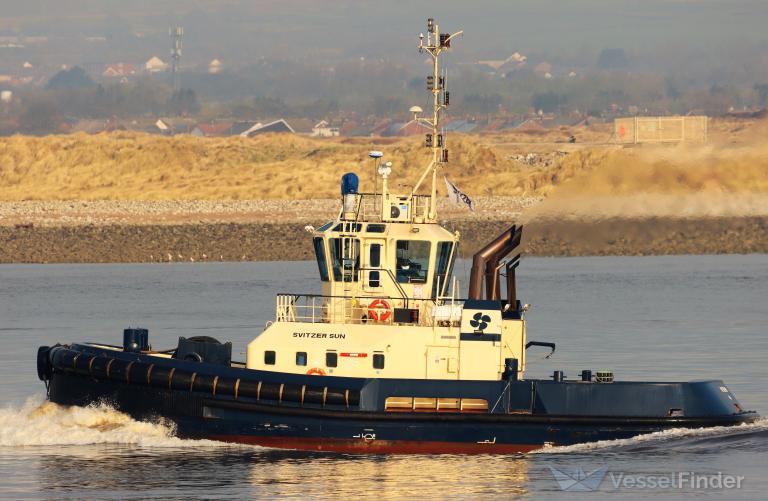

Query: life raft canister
[306,367,327,376]
[368,299,391,322]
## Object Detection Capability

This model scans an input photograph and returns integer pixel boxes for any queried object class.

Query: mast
[410,18,463,221]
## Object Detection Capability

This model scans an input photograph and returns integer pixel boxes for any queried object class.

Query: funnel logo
[549,466,608,492]
[469,312,491,332]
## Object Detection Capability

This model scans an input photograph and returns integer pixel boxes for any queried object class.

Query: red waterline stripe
[204,435,542,455]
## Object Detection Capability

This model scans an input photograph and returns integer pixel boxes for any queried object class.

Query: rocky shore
[0,197,540,226]
[1,216,766,264]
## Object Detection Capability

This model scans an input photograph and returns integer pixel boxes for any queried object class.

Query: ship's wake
[533,417,768,455]
[0,394,250,450]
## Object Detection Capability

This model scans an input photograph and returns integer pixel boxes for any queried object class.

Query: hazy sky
[1,0,767,63]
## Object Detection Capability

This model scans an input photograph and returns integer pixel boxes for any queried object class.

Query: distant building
[533,62,553,77]
[102,63,135,77]
[513,118,547,132]
[241,119,295,137]
[155,119,172,135]
[445,119,479,133]
[71,119,126,134]
[381,119,431,137]
[399,119,433,136]
[614,116,708,144]
[1,90,13,103]
[311,120,340,137]
[477,52,527,73]
[145,56,168,73]
[191,121,234,137]
[289,118,317,135]
[208,59,222,74]
[229,121,260,136]
[369,119,393,137]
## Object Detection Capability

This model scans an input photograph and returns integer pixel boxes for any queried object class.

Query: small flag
[444,176,475,211]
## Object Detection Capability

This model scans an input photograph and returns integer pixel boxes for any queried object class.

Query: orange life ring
[306,367,326,376]
[368,299,391,322]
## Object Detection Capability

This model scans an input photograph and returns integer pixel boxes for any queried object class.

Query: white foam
[533,417,768,454]
[0,394,257,450]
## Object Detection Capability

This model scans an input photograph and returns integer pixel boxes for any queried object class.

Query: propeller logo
[469,312,491,331]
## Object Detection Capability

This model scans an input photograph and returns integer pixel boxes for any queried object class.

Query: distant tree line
[1,67,202,134]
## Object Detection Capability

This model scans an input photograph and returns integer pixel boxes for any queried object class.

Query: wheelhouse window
[312,238,329,282]
[432,241,456,298]
[396,240,431,284]
[329,238,360,282]
[366,224,386,233]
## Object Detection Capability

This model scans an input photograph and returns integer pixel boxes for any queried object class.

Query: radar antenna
[409,18,463,220]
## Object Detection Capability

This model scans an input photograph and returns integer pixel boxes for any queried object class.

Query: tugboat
[36,18,758,453]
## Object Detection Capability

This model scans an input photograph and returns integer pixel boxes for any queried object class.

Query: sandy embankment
[1,125,767,263]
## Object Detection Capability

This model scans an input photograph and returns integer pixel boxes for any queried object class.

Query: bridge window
[296,352,307,366]
[366,223,386,233]
[312,238,329,282]
[396,240,430,284]
[432,241,456,297]
[332,223,362,232]
[329,238,360,282]
[264,351,276,365]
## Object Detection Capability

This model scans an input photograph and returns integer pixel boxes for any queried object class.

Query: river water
[0,256,766,499]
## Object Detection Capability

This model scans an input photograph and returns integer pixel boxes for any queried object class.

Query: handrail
[274,292,465,326]
[357,266,409,306]
[277,292,470,302]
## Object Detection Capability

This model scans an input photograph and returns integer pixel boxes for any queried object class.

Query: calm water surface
[0,256,766,499]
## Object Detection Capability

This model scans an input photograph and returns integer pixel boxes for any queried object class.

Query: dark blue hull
[40,344,759,454]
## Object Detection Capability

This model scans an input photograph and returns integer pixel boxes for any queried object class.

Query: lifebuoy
[306,367,326,376]
[368,299,391,322]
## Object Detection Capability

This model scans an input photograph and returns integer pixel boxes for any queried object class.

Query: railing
[275,293,465,327]
[356,193,383,222]
[344,193,434,223]
[411,194,431,221]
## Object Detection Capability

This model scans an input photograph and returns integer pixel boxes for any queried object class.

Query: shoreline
[2,216,766,263]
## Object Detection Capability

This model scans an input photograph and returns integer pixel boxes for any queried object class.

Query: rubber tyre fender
[37,346,52,381]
